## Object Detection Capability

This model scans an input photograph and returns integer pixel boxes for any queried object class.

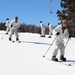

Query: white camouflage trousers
[9,29,19,39]
[52,43,65,56]
[49,30,52,36]
[41,28,45,36]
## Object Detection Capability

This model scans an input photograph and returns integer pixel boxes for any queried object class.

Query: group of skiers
[40,21,53,38]
[5,18,53,41]
[5,16,20,41]
[5,18,71,62]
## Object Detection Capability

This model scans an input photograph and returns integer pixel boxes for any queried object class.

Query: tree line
[0,22,49,35]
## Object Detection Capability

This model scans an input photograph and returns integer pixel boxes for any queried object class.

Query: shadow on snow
[20,41,52,45]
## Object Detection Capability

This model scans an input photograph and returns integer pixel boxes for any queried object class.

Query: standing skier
[9,16,20,41]
[48,23,53,38]
[5,18,10,34]
[52,19,71,61]
[40,21,45,37]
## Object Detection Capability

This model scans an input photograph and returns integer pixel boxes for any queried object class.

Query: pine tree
[57,0,75,24]
[56,0,75,37]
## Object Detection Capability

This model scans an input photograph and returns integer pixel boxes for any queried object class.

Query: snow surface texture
[0,31,75,75]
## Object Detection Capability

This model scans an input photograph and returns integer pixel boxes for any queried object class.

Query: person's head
[14,16,18,22]
[61,19,68,28]
[6,18,9,21]
[48,23,50,25]
[40,21,42,23]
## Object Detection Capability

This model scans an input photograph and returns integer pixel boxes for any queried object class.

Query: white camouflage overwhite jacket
[52,25,69,45]
[9,19,20,30]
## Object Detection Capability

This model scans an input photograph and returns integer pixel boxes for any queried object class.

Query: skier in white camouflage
[48,23,53,38]
[9,16,20,41]
[5,18,10,34]
[52,19,71,61]
[40,21,45,37]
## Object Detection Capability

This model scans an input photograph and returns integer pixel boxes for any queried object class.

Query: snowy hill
[0,31,75,75]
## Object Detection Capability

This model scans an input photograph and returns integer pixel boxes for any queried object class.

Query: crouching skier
[52,19,71,61]
[9,16,20,41]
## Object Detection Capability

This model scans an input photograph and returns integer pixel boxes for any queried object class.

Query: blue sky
[0,0,62,26]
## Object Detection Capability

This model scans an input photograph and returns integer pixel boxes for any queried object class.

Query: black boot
[52,56,58,61]
[16,38,19,41]
[6,33,8,34]
[9,38,11,41]
[48,36,51,38]
[40,35,45,37]
[60,55,66,61]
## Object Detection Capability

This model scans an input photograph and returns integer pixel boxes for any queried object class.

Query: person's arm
[52,25,61,36]
[64,29,70,38]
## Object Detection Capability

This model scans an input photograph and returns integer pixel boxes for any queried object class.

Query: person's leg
[6,27,9,34]
[41,28,43,36]
[43,28,45,37]
[9,29,14,41]
[52,44,59,61]
[59,43,66,61]
[48,30,51,38]
[14,29,19,41]
[41,28,45,37]
[52,44,59,56]
[60,43,65,56]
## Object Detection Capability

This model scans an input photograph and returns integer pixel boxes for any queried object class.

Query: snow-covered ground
[0,31,75,75]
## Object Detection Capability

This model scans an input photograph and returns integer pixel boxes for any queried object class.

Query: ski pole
[1,29,10,39]
[43,35,57,58]
[1,33,6,39]
[65,38,69,48]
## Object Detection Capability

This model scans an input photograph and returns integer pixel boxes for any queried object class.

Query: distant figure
[40,21,45,37]
[5,18,10,34]
[48,23,53,38]
[51,19,71,61]
[9,16,20,41]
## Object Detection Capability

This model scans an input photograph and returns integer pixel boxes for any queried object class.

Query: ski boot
[6,33,8,34]
[60,55,66,61]
[48,36,51,38]
[52,56,58,61]
[16,38,19,41]
[9,38,12,41]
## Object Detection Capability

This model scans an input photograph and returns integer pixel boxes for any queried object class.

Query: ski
[11,40,21,43]
[57,60,73,66]
[46,58,74,66]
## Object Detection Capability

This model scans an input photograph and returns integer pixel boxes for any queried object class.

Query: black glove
[69,35,71,38]
[11,25,13,27]
[56,32,60,36]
